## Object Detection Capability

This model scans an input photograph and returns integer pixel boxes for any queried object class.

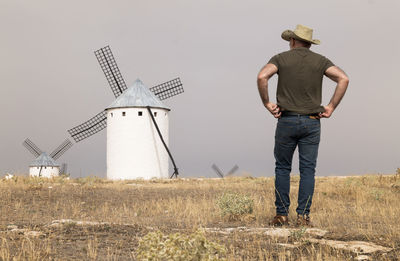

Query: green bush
[136,230,226,261]
[216,192,254,220]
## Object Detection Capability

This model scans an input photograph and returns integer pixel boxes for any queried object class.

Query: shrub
[216,192,254,220]
[135,230,226,261]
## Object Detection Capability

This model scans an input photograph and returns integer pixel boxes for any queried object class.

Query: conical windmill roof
[29,152,59,167]
[107,79,170,110]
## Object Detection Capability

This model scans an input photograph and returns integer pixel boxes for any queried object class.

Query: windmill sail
[95,46,127,98]
[226,165,239,177]
[50,139,73,160]
[212,164,224,178]
[150,78,184,100]
[23,138,43,158]
[68,111,107,142]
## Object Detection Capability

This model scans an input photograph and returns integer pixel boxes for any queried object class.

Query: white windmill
[68,46,183,180]
[22,139,72,177]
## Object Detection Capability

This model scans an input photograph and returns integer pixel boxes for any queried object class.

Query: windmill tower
[68,46,183,180]
[23,139,73,177]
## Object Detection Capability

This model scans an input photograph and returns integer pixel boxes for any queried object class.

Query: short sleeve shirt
[268,47,334,114]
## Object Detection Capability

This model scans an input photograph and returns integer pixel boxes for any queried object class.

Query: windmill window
[111,113,113,117]
[138,111,143,116]
[122,112,126,116]
[45,167,47,169]
[154,112,157,117]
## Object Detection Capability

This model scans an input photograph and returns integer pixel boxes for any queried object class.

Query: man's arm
[321,66,349,118]
[257,63,280,118]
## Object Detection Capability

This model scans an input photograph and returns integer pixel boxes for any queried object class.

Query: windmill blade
[226,165,239,177]
[50,139,73,160]
[60,163,67,174]
[94,46,128,98]
[68,111,107,143]
[150,78,184,101]
[211,164,224,178]
[22,138,43,158]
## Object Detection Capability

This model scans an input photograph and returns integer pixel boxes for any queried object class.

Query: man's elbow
[257,72,264,81]
[257,72,268,83]
[341,75,350,86]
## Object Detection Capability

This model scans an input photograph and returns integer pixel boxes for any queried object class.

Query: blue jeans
[274,115,320,216]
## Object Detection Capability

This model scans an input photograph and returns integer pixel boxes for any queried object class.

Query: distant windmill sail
[23,139,43,158]
[226,165,239,177]
[50,139,73,160]
[212,164,224,178]
[150,78,184,100]
[94,46,127,98]
[68,111,107,143]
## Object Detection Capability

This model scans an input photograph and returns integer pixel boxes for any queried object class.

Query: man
[257,24,349,226]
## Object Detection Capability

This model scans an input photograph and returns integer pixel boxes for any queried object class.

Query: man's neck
[290,46,310,50]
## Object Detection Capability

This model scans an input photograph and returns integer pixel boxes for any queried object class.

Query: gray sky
[1,0,399,178]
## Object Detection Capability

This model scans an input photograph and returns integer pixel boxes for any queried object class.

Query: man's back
[268,48,334,114]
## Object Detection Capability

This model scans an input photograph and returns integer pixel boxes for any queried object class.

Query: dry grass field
[0,173,399,260]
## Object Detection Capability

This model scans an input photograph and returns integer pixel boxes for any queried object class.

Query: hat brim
[281,30,321,45]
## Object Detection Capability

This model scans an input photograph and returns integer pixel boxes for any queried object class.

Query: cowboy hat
[281,24,321,45]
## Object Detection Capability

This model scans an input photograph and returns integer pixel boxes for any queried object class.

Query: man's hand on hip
[265,102,281,118]
[319,104,334,118]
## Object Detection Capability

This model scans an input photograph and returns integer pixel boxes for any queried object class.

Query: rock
[276,243,302,249]
[304,228,328,238]
[204,227,327,240]
[49,219,109,227]
[24,231,44,237]
[10,228,27,234]
[307,238,392,254]
[7,225,18,230]
[126,183,144,187]
[204,227,292,239]
[263,228,291,238]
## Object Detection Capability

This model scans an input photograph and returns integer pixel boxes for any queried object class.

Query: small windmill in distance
[212,164,239,178]
[23,139,73,177]
[68,46,184,180]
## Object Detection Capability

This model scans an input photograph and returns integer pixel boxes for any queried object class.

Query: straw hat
[281,24,320,45]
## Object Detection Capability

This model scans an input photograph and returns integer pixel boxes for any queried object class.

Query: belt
[281,111,320,117]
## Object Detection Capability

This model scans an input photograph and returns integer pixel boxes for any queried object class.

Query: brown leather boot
[296,214,312,227]
[270,215,289,226]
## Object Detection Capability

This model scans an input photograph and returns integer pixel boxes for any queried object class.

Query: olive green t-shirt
[268,47,334,114]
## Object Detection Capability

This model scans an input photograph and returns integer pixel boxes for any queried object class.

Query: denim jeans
[274,115,320,216]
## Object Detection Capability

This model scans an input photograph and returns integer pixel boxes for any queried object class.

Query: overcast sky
[1,0,399,178]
